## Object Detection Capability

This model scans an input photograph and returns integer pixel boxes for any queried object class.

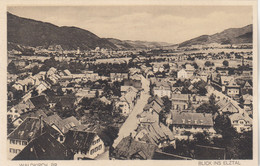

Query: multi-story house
[153,81,171,98]
[63,130,105,160]
[166,111,216,139]
[7,117,59,160]
[171,94,190,110]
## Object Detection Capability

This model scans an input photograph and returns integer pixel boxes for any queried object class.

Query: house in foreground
[7,117,60,160]
[13,133,73,160]
[63,130,105,160]
[166,111,216,139]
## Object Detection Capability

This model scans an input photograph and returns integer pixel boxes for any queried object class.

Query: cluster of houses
[7,46,253,160]
[7,109,110,160]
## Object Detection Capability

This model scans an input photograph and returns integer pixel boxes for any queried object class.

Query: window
[90,149,94,155]
[11,140,16,144]
[60,136,64,142]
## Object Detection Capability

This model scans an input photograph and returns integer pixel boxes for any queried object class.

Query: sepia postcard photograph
[0,0,258,166]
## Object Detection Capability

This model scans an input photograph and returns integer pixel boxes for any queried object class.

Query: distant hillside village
[7,37,253,161]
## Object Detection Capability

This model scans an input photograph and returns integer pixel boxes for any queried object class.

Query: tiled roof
[170,111,213,126]
[19,109,48,121]
[229,112,252,125]
[147,96,164,107]
[171,94,189,101]
[13,133,72,160]
[29,95,48,108]
[136,122,175,145]
[114,136,159,159]
[43,114,62,126]
[243,81,252,88]
[63,130,96,151]
[143,101,162,114]
[8,117,59,141]
[217,100,241,114]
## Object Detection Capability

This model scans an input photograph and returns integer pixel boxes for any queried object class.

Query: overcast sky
[8,6,252,44]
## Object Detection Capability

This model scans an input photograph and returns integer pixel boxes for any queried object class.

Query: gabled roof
[147,96,164,107]
[172,87,183,93]
[135,122,175,145]
[19,109,48,121]
[43,114,63,126]
[47,67,57,76]
[217,100,241,114]
[8,117,59,141]
[29,95,48,108]
[143,101,162,114]
[185,64,194,70]
[63,130,97,151]
[63,69,71,76]
[220,76,233,85]
[170,111,213,126]
[171,94,189,101]
[242,94,253,103]
[229,112,252,125]
[13,133,72,160]
[226,79,239,88]
[99,96,111,105]
[113,136,159,159]
[49,94,76,107]
[243,81,252,88]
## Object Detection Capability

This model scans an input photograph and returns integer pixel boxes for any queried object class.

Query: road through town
[113,76,150,148]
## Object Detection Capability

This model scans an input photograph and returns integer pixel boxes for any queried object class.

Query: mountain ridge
[178,24,252,47]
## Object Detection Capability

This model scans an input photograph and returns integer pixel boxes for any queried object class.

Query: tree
[214,114,236,139]
[209,94,216,106]
[7,62,18,74]
[223,60,229,67]
[95,90,99,98]
[57,87,64,96]
[161,96,171,113]
[192,62,198,69]
[196,94,218,114]
[7,116,14,134]
[204,61,212,67]
[32,65,40,75]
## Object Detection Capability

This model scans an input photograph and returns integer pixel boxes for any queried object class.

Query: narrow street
[113,76,150,148]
